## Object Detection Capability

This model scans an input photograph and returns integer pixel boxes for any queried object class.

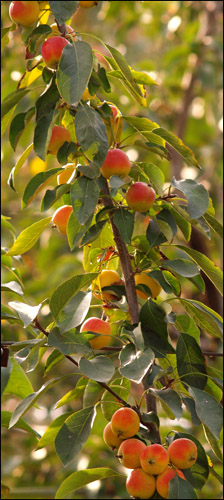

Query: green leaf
[9,108,35,150]
[189,387,223,440]
[153,128,200,168]
[79,356,115,383]
[83,379,104,407]
[168,204,191,241]
[167,297,223,339]
[175,315,200,344]
[169,476,197,499]
[146,219,168,248]
[57,42,93,105]
[203,211,223,237]
[81,220,107,246]
[101,377,131,421]
[119,344,154,383]
[55,406,96,466]
[55,378,88,409]
[34,75,60,160]
[171,178,209,219]
[176,334,207,390]
[123,115,159,136]
[49,1,78,24]
[1,411,40,438]
[50,273,98,318]
[156,209,177,239]
[22,168,62,208]
[48,327,91,355]
[1,215,17,237]
[75,105,108,167]
[140,299,175,356]
[1,359,13,395]
[41,184,71,212]
[109,69,158,86]
[8,301,42,327]
[162,270,181,296]
[7,143,34,191]
[55,468,124,499]
[9,376,72,428]
[36,412,73,449]
[106,44,145,104]
[3,357,34,399]
[71,177,100,225]
[67,211,93,250]
[1,281,23,296]
[137,163,164,195]
[113,209,134,245]
[149,388,183,419]
[6,217,51,256]
[56,291,92,333]
[174,245,223,296]
[161,259,200,278]
[1,88,31,119]
[44,349,64,374]
[203,424,223,462]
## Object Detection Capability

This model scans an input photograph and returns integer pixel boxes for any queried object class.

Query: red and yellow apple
[92,269,122,302]
[126,182,156,212]
[41,36,69,69]
[52,205,73,234]
[156,466,185,498]
[134,270,162,300]
[80,317,112,349]
[168,438,197,470]
[140,444,169,475]
[9,1,40,27]
[100,149,131,179]
[111,407,140,439]
[117,438,146,469]
[48,125,71,155]
[126,468,156,499]
[57,164,76,185]
[103,422,124,450]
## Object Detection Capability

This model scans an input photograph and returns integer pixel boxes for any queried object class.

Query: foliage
[1,1,223,499]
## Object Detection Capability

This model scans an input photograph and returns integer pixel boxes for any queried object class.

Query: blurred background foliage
[1,1,223,498]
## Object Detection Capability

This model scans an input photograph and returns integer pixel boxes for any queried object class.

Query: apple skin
[52,205,73,234]
[103,422,124,450]
[57,164,76,185]
[41,36,69,69]
[48,125,71,155]
[9,1,40,27]
[117,438,146,469]
[126,468,156,499]
[92,269,122,302]
[140,444,169,475]
[126,182,156,212]
[156,466,185,499]
[111,407,140,439]
[100,149,131,179]
[134,270,162,300]
[168,438,198,469]
[79,1,99,8]
[80,317,112,349]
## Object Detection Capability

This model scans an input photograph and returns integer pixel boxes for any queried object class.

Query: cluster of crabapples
[103,407,197,499]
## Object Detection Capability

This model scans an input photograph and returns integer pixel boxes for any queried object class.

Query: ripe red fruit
[9,1,40,27]
[52,205,73,234]
[111,407,140,439]
[156,466,185,498]
[168,438,198,469]
[117,438,146,469]
[80,317,112,349]
[126,468,156,499]
[140,444,169,475]
[126,182,155,212]
[41,36,69,69]
[100,149,131,179]
[48,125,71,155]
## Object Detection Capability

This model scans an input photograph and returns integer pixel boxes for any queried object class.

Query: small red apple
[100,149,131,179]
[41,36,69,69]
[126,182,155,212]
